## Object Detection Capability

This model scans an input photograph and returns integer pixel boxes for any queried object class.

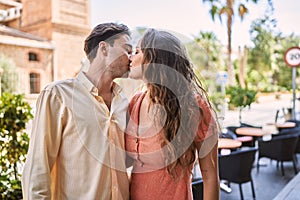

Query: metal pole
[292,67,296,119]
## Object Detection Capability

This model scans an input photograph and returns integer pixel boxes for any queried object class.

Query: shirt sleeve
[22,86,65,200]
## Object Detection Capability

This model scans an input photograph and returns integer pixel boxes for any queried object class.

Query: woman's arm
[198,141,220,200]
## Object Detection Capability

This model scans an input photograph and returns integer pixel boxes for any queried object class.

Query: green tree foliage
[248,18,275,72]
[193,31,223,69]
[0,93,33,200]
[186,31,226,113]
[247,2,277,91]
[187,31,224,79]
[0,54,19,94]
[247,0,300,92]
[246,0,300,92]
[273,34,300,90]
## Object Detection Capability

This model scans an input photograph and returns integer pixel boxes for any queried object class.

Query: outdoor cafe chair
[276,126,300,136]
[192,178,203,200]
[296,138,300,159]
[292,130,300,163]
[257,133,299,176]
[219,147,258,200]
[240,122,262,129]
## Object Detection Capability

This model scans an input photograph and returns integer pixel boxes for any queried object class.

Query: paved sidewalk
[221,93,294,128]
[274,172,300,200]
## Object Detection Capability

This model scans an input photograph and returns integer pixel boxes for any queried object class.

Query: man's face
[106,34,132,78]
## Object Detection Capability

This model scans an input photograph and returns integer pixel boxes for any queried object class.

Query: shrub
[226,86,257,123]
[0,93,33,200]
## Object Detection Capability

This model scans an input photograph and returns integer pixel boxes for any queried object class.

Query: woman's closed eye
[135,47,141,55]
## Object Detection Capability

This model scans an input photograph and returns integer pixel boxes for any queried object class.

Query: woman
[126,29,219,200]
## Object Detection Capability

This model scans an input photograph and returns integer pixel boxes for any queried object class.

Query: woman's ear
[98,41,108,56]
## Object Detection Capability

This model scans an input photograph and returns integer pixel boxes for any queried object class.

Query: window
[29,73,40,94]
[29,52,39,61]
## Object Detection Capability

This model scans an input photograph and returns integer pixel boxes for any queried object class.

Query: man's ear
[98,41,108,56]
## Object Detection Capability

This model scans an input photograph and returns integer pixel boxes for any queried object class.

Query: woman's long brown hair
[140,29,214,179]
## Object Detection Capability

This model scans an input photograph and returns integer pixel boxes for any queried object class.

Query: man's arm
[22,87,64,200]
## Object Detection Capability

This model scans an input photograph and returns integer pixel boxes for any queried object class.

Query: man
[22,23,132,200]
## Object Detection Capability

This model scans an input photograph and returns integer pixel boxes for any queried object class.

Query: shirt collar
[77,71,123,96]
[77,71,97,95]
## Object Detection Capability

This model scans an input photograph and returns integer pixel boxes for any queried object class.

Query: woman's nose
[129,54,133,61]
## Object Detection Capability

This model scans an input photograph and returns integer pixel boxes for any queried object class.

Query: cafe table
[218,138,242,149]
[235,127,267,137]
[276,122,296,129]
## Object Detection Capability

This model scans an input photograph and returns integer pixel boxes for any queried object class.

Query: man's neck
[85,69,115,109]
[86,61,114,93]
[97,74,114,96]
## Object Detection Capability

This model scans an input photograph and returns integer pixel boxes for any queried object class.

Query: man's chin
[120,71,129,78]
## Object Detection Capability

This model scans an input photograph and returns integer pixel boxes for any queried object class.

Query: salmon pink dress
[125,92,217,200]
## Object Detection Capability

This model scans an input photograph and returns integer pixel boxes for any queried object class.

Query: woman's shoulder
[128,91,146,114]
[131,91,145,102]
[194,93,210,109]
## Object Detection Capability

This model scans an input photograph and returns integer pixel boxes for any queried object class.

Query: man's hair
[84,23,130,63]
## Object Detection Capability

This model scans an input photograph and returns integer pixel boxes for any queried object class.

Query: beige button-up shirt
[22,72,129,200]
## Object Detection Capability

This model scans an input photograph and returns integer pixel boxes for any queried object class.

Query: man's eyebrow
[124,43,133,49]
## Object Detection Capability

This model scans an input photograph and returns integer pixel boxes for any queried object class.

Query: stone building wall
[20,0,52,39]
[0,0,91,100]
[20,0,91,80]
[52,29,87,79]
[0,36,54,97]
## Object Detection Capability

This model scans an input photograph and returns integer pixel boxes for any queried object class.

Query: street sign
[216,71,228,85]
[284,46,300,67]
[284,46,300,119]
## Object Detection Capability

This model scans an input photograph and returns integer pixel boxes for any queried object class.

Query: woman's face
[128,41,144,79]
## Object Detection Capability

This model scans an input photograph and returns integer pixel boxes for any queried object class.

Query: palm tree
[202,0,259,85]
[187,32,227,114]
[194,32,222,65]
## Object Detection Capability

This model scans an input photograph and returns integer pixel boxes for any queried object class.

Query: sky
[90,0,300,51]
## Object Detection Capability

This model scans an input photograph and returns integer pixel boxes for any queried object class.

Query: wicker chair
[192,178,203,200]
[219,147,258,200]
[257,133,299,176]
